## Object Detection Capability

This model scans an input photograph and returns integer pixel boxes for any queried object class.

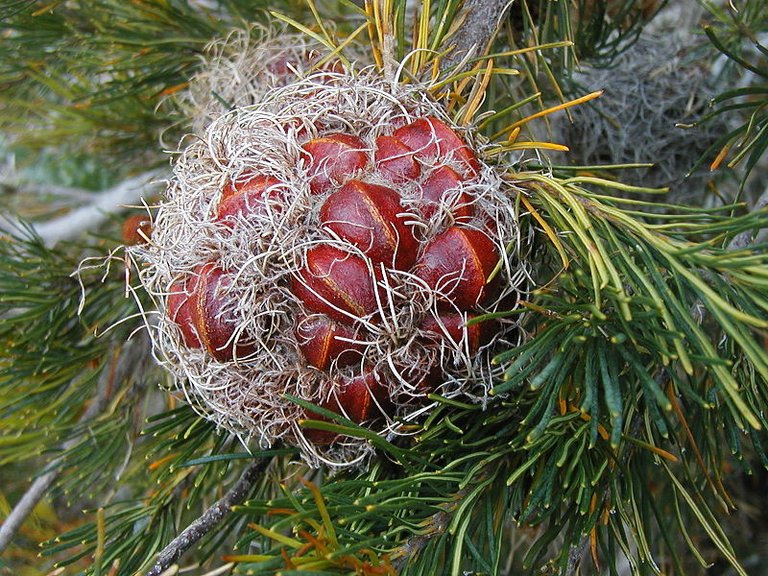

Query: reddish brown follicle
[189,263,255,362]
[419,312,489,355]
[412,313,496,394]
[333,369,391,422]
[290,245,379,324]
[374,135,420,183]
[419,166,475,222]
[302,133,369,194]
[295,314,365,371]
[216,174,284,225]
[393,116,480,176]
[167,276,202,349]
[304,368,390,445]
[121,214,152,245]
[265,54,293,77]
[412,227,499,308]
[319,179,418,270]
[404,364,444,396]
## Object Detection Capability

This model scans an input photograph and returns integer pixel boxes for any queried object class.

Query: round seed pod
[167,276,202,349]
[216,173,285,224]
[333,368,391,422]
[169,263,256,362]
[320,179,418,270]
[393,116,481,176]
[295,314,365,371]
[414,312,495,392]
[192,263,256,362]
[413,227,499,308]
[419,165,474,222]
[290,245,380,323]
[302,133,369,194]
[304,368,390,445]
[375,135,420,183]
[419,311,490,355]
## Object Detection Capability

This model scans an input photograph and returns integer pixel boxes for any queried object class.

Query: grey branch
[1,169,164,247]
[0,335,149,554]
[145,459,269,576]
[2,179,97,202]
[442,0,513,70]
[565,537,590,576]
[0,471,58,555]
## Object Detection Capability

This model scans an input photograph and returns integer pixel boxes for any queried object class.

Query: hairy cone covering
[133,41,526,467]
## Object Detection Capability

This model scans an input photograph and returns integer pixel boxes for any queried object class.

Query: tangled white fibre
[133,39,528,468]
[177,26,361,135]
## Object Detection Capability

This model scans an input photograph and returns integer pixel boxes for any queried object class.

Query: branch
[0,471,58,555]
[442,0,513,70]
[565,537,590,576]
[1,178,97,202]
[1,169,164,247]
[390,479,477,571]
[145,459,270,576]
[0,335,150,554]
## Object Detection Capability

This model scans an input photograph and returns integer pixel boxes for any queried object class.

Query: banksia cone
[133,45,525,467]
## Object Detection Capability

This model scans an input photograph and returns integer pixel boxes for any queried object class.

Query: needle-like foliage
[693,0,768,191]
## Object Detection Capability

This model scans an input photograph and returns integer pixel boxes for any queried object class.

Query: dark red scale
[290,245,379,323]
[295,314,364,371]
[419,165,475,222]
[303,368,391,445]
[374,135,420,183]
[413,312,494,393]
[393,116,480,176]
[419,312,488,354]
[302,133,369,194]
[168,275,202,349]
[167,264,255,362]
[412,227,499,308]
[319,179,418,270]
[216,174,284,225]
[196,264,257,362]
